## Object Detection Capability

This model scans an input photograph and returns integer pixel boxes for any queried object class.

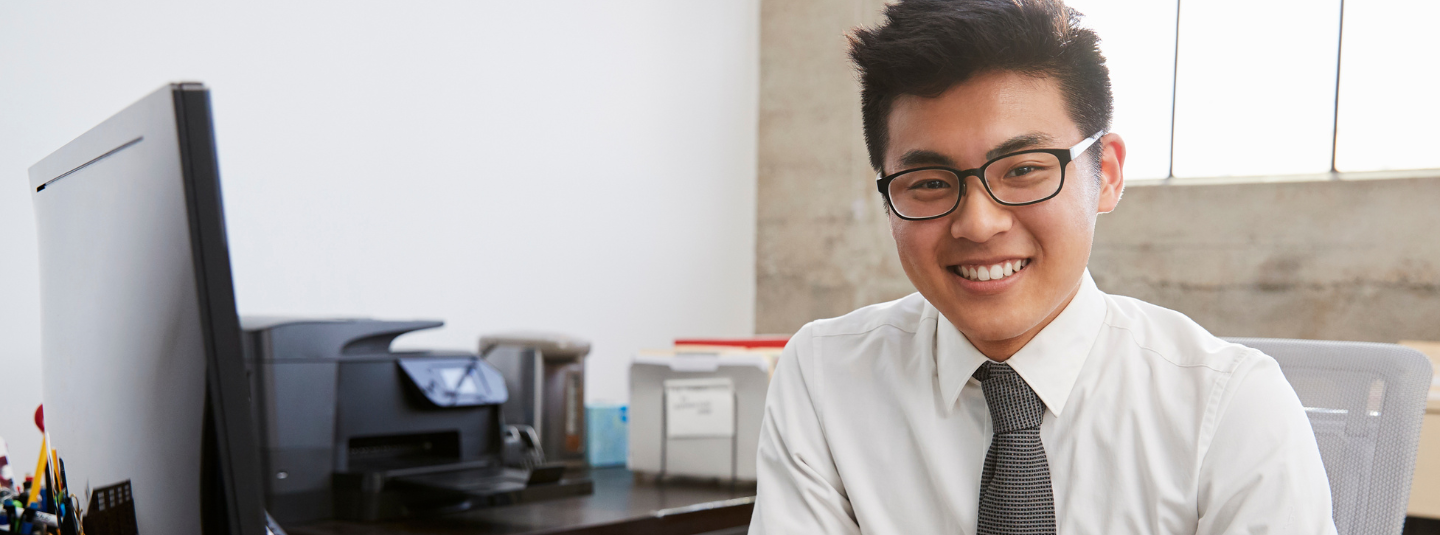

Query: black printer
[241,318,592,524]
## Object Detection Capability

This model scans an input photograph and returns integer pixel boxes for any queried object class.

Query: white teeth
[959,260,1029,281]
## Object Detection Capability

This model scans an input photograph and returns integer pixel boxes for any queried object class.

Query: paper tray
[334,465,593,521]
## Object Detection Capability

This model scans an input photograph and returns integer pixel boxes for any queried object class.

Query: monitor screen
[28,83,265,535]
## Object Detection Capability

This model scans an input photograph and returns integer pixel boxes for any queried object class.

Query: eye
[909,179,952,190]
[1007,165,1039,178]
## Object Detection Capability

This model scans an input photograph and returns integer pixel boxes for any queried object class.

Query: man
[749,0,1336,534]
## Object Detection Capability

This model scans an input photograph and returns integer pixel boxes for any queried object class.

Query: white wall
[0,0,758,477]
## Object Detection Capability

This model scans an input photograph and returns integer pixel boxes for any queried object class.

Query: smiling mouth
[950,259,1029,282]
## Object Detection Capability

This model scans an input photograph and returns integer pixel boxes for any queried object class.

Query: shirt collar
[929,270,1108,416]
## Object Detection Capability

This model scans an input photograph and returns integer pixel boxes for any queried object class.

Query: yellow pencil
[27,436,47,506]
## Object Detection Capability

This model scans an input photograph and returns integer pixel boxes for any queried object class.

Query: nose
[949,175,1013,242]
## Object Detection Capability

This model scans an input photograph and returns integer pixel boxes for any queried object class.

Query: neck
[967,280,1083,361]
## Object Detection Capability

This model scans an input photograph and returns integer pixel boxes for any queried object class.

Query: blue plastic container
[586,405,628,467]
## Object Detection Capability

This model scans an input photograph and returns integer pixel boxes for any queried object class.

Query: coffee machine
[480,332,591,468]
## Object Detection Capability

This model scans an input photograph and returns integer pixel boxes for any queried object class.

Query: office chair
[1229,338,1432,535]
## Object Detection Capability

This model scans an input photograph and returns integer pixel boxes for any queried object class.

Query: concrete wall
[1092,176,1440,343]
[756,0,914,334]
[756,0,1440,344]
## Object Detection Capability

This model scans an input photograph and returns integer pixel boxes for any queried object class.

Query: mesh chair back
[1229,338,1432,535]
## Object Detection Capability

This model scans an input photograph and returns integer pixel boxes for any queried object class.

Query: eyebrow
[985,132,1054,161]
[893,132,1057,173]
[896,149,955,169]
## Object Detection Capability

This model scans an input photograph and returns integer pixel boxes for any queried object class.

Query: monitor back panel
[30,86,207,535]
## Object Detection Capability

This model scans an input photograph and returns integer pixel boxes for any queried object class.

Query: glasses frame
[875,130,1106,221]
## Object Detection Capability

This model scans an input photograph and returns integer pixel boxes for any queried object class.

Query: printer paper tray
[334,464,593,520]
[390,467,594,508]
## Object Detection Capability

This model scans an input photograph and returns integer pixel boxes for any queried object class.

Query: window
[1071,0,1439,181]
[1333,0,1440,172]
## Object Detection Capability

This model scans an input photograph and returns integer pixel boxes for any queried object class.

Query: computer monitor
[28,83,265,535]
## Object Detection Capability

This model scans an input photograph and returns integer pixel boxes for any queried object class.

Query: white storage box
[628,354,770,481]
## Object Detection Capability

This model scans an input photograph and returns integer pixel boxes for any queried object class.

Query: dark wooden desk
[285,468,755,535]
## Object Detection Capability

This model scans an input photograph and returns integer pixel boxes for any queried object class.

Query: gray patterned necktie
[973,361,1056,535]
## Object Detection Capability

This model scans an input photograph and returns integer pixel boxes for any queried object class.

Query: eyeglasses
[875,130,1105,221]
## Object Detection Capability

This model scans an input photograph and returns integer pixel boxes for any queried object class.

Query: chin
[951,313,1036,344]
[936,287,1023,333]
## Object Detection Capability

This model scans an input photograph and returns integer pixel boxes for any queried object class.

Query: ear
[1095,133,1126,214]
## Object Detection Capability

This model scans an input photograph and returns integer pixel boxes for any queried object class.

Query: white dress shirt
[750,271,1336,534]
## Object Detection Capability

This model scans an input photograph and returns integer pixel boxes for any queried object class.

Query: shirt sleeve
[749,324,861,535]
[1195,351,1338,535]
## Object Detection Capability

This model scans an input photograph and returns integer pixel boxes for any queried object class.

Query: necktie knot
[973,362,1046,434]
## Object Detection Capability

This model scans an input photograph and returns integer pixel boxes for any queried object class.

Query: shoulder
[778,292,932,388]
[1099,292,1269,376]
[1097,292,1303,436]
[1095,292,1312,459]
[803,292,932,340]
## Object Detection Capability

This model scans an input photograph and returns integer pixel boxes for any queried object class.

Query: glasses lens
[887,169,961,218]
[983,152,1064,204]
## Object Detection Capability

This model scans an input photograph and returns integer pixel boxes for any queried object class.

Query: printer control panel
[398,357,509,407]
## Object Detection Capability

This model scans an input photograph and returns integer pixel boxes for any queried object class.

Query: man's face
[883,70,1124,354]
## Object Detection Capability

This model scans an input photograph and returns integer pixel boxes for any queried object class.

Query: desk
[284,468,754,535]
